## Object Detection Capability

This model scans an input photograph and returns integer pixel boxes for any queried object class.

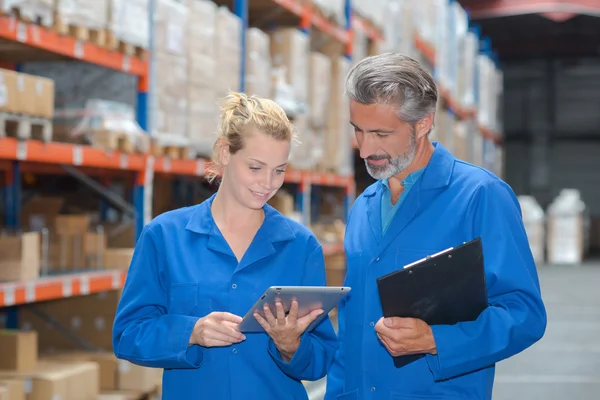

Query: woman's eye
[275,169,286,174]
[250,167,260,172]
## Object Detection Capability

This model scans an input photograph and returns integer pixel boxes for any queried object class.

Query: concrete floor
[306,262,600,399]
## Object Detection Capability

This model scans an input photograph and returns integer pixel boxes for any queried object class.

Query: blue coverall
[113,195,338,399]
[325,142,547,400]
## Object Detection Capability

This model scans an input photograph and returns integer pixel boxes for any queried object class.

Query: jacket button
[232,284,237,289]
[375,257,380,262]
[371,387,376,392]
[232,348,237,354]
[370,321,375,327]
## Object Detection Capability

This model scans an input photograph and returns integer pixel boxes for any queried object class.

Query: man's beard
[364,128,417,181]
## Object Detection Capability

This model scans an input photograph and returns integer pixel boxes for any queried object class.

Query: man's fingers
[275,302,286,323]
[204,338,235,347]
[254,312,272,332]
[210,320,246,341]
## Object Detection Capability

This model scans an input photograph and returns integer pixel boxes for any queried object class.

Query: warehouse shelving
[0,0,504,333]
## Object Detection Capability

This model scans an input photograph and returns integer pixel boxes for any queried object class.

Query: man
[324,53,547,400]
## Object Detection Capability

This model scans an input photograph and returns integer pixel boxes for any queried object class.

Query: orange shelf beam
[0,270,126,307]
[271,0,349,43]
[352,15,384,42]
[0,16,147,77]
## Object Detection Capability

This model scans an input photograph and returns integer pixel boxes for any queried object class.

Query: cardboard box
[54,215,91,236]
[20,196,65,232]
[0,232,40,282]
[31,76,55,119]
[42,352,160,393]
[0,330,37,372]
[0,69,19,113]
[0,379,26,400]
[104,249,134,270]
[308,52,332,129]
[0,386,8,400]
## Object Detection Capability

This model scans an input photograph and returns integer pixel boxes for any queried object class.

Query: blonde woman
[113,93,337,399]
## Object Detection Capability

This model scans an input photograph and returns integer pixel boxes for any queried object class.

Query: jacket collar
[185,193,296,243]
[363,141,455,197]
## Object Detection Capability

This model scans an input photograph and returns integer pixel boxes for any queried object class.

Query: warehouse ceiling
[459,0,600,59]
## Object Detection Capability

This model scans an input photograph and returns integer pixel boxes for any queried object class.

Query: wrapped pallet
[54,0,109,31]
[288,113,320,171]
[187,0,219,157]
[518,196,546,265]
[308,52,332,130]
[269,28,310,108]
[215,6,242,97]
[0,0,53,26]
[312,0,345,26]
[154,0,188,145]
[109,0,149,49]
[546,189,588,265]
[246,27,272,99]
[322,57,352,176]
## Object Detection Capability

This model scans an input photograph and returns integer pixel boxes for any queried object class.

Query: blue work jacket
[325,143,547,400]
[112,195,338,399]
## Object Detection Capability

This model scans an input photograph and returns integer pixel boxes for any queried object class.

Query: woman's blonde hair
[206,92,295,183]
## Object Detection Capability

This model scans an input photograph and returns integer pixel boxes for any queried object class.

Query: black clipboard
[376,238,488,368]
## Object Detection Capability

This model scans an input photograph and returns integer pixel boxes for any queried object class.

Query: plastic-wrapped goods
[269,28,310,107]
[187,0,219,155]
[155,52,188,139]
[55,0,109,30]
[477,54,495,130]
[312,0,345,26]
[153,0,188,140]
[447,2,467,99]
[323,57,353,176]
[288,113,319,171]
[308,52,332,130]
[54,99,149,153]
[188,0,216,88]
[433,0,449,89]
[271,68,299,117]
[246,28,272,99]
[215,6,242,96]
[471,125,483,167]
[458,31,477,109]
[352,25,369,64]
[353,0,386,32]
[109,0,149,48]
[518,195,546,265]
[0,0,53,26]
[547,189,589,265]
[452,121,470,162]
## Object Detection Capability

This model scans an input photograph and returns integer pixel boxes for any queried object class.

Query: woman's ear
[218,138,231,166]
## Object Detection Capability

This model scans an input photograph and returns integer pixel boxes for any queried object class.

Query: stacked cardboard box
[0,329,100,400]
[0,231,40,281]
[187,0,219,157]
[108,0,149,49]
[154,0,189,146]
[0,68,55,118]
[214,6,242,98]
[246,28,272,99]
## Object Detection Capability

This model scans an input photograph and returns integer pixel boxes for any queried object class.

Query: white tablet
[238,286,351,333]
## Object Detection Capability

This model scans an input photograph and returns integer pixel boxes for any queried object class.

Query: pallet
[0,112,52,142]
[162,145,190,160]
[105,30,148,59]
[1,4,54,27]
[90,130,136,154]
[53,16,106,47]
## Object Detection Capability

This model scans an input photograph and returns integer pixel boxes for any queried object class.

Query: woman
[112,92,337,399]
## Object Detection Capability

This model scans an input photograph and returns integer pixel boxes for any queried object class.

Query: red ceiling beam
[460,0,600,20]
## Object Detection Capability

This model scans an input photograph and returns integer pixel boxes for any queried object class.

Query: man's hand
[254,300,324,362]
[374,317,437,357]
[189,312,246,348]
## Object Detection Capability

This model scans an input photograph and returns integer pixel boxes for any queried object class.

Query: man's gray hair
[345,53,438,125]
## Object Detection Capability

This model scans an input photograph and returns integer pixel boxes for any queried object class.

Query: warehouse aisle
[307,263,600,400]
[493,262,600,400]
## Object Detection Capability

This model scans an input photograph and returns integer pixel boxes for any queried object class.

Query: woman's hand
[189,312,246,348]
[254,300,324,361]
